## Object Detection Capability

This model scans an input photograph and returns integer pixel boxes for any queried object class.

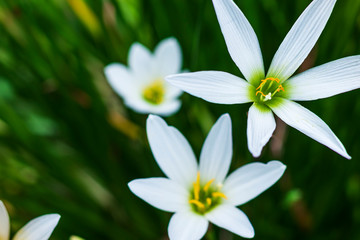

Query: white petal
[154,37,182,76]
[268,98,351,159]
[146,115,198,187]
[165,83,183,100]
[104,63,138,98]
[166,71,253,104]
[128,178,189,213]
[0,201,10,240]
[168,212,208,240]
[223,161,286,206]
[285,55,360,101]
[125,96,181,116]
[128,42,156,81]
[247,103,276,158]
[13,214,60,240]
[199,114,232,184]
[267,0,336,81]
[206,204,254,238]
[212,0,265,83]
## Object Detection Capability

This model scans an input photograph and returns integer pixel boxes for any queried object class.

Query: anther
[203,179,214,192]
[189,200,205,209]
[276,85,284,92]
[212,192,228,200]
[256,91,267,97]
[206,198,212,206]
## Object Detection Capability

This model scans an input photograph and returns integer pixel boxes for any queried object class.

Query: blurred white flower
[105,37,183,116]
[0,200,60,240]
[128,114,286,239]
[167,0,359,158]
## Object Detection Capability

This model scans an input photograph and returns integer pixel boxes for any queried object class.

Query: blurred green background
[0,0,359,239]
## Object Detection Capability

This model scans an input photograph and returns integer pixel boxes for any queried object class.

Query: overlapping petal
[13,214,60,240]
[267,0,336,81]
[154,38,182,76]
[268,98,351,159]
[104,63,137,98]
[247,104,276,158]
[199,114,232,184]
[212,0,265,84]
[168,212,209,240]
[223,161,286,206]
[125,97,181,116]
[206,204,254,238]
[166,71,253,104]
[128,42,154,80]
[285,55,360,101]
[146,115,198,187]
[128,178,189,213]
[0,201,10,240]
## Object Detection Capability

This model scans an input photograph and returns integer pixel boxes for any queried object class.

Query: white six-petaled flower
[105,37,183,116]
[128,114,286,239]
[166,0,360,159]
[0,200,60,240]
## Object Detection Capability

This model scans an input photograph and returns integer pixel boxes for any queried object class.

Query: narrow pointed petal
[154,37,182,76]
[166,71,253,104]
[212,0,265,83]
[128,42,155,80]
[247,103,276,158]
[223,161,286,206]
[147,115,198,187]
[104,63,137,98]
[268,98,351,159]
[267,0,336,81]
[206,204,254,238]
[13,214,60,240]
[128,178,189,213]
[168,212,208,240]
[285,55,360,101]
[0,201,10,240]
[199,114,232,184]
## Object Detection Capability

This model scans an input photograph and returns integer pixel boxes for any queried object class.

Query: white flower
[166,0,359,159]
[0,200,60,240]
[104,37,183,116]
[128,114,286,239]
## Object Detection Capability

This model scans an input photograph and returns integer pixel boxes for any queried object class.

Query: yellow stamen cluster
[142,79,165,105]
[189,172,227,214]
[255,77,285,102]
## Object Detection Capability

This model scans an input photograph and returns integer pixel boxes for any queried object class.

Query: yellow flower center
[189,172,227,215]
[255,77,285,102]
[142,79,165,105]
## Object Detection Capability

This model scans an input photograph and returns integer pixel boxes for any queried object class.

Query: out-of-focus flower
[128,114,286,239]
[0,200,60,240]
[69,236,85,240]
[105,38,183,116]
[167,0,359,159]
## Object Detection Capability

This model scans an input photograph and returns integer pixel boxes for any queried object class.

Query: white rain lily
[167,0,359,159]
[104,37,183,116]
[0,200,60,240]
[128,114,286,239]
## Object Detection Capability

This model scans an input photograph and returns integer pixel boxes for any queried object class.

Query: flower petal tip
[164,74,176,82]
[268,160,287,171]
[250,149,261,158]
[49,214,61,224]
[127,179,138,193]
[244,229,255,239]
[41,214,61,226]
[146,114,163,124]
[220,112,231,120]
